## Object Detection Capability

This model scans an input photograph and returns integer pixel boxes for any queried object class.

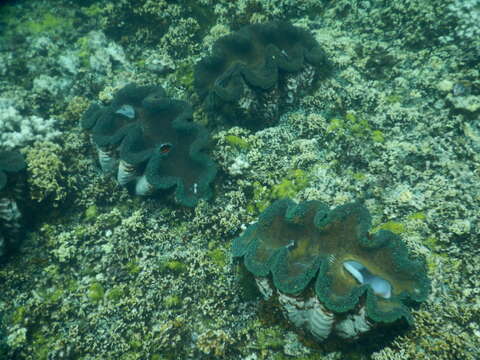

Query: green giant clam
[233,199,430,341]
[81,84,217,207]
[195,21,331,130]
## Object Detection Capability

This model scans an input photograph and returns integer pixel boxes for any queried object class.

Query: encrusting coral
[233,198,430,342]
[194,21,331,129]
[0,150,26,260]
[81,83,217,207]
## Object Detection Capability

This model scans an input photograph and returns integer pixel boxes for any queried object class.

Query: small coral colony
[1,21,429,344]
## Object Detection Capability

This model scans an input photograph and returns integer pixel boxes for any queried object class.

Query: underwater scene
[0,0,479,359]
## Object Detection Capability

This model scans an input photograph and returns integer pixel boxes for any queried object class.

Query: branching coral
[25,141,68,205]
[0,99,60,150]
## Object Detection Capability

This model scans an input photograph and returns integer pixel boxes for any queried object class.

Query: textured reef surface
[0,150,26,261]
[0,0,479,359]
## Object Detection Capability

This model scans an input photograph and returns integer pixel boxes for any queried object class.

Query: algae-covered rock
[233,198,430,342]
[81,83,217,207]
[195,21,331,129]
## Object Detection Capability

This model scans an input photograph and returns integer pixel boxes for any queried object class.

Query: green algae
[371,129,385,143]
[254,326,284,351]
[12,306,26,326]
[125,260,142,275]
[247,181,272,214]
[271,169,309,199]
[75,36,94,68]
[207,247,227,268]
[385,94,403,104]
[82,3,103,17]
[175,61,195,90]
[106,286,124,302]
[163,295,182,308]
[247,169,310,214]
[160,260,187,274]
[25,12,72,34]
[225,135,250,150]
[373,220,406,234]
[0,0,478,358]
[408,212,427,221]
[84,204,98,221]
[424,237,441,252]
[88,282,105,302]
[327,112,386,143]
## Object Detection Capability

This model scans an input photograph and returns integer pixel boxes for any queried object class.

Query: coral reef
[81,83,217,206]
[0,0,479,359]
[446,0,480,51]
[233,199,430,342]
[0,98,60,150]
[195,21,331,129]
[0,150,26,260]
[0,312,8,358]
[25,141,68,206]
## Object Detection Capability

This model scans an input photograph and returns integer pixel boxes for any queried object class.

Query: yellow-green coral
[327,112,386,143]
[84,205,98,221]
[88,282,105,302]
[25,141,68,205]
[271,169,309,199]
[225,135,250,150]
[207,247,228,268]
[24,13,72,34]
[175,61,195,90]
[62,96,90,124]
[160,260,187,274]
[164,295,182,308]
[373,220,406,234]
[247,169,311,214]
[408,212,426,221]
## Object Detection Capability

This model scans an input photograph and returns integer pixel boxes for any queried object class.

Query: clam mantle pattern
[81,84,217,207]
[195,21,331,129]
[232,199,430,341]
